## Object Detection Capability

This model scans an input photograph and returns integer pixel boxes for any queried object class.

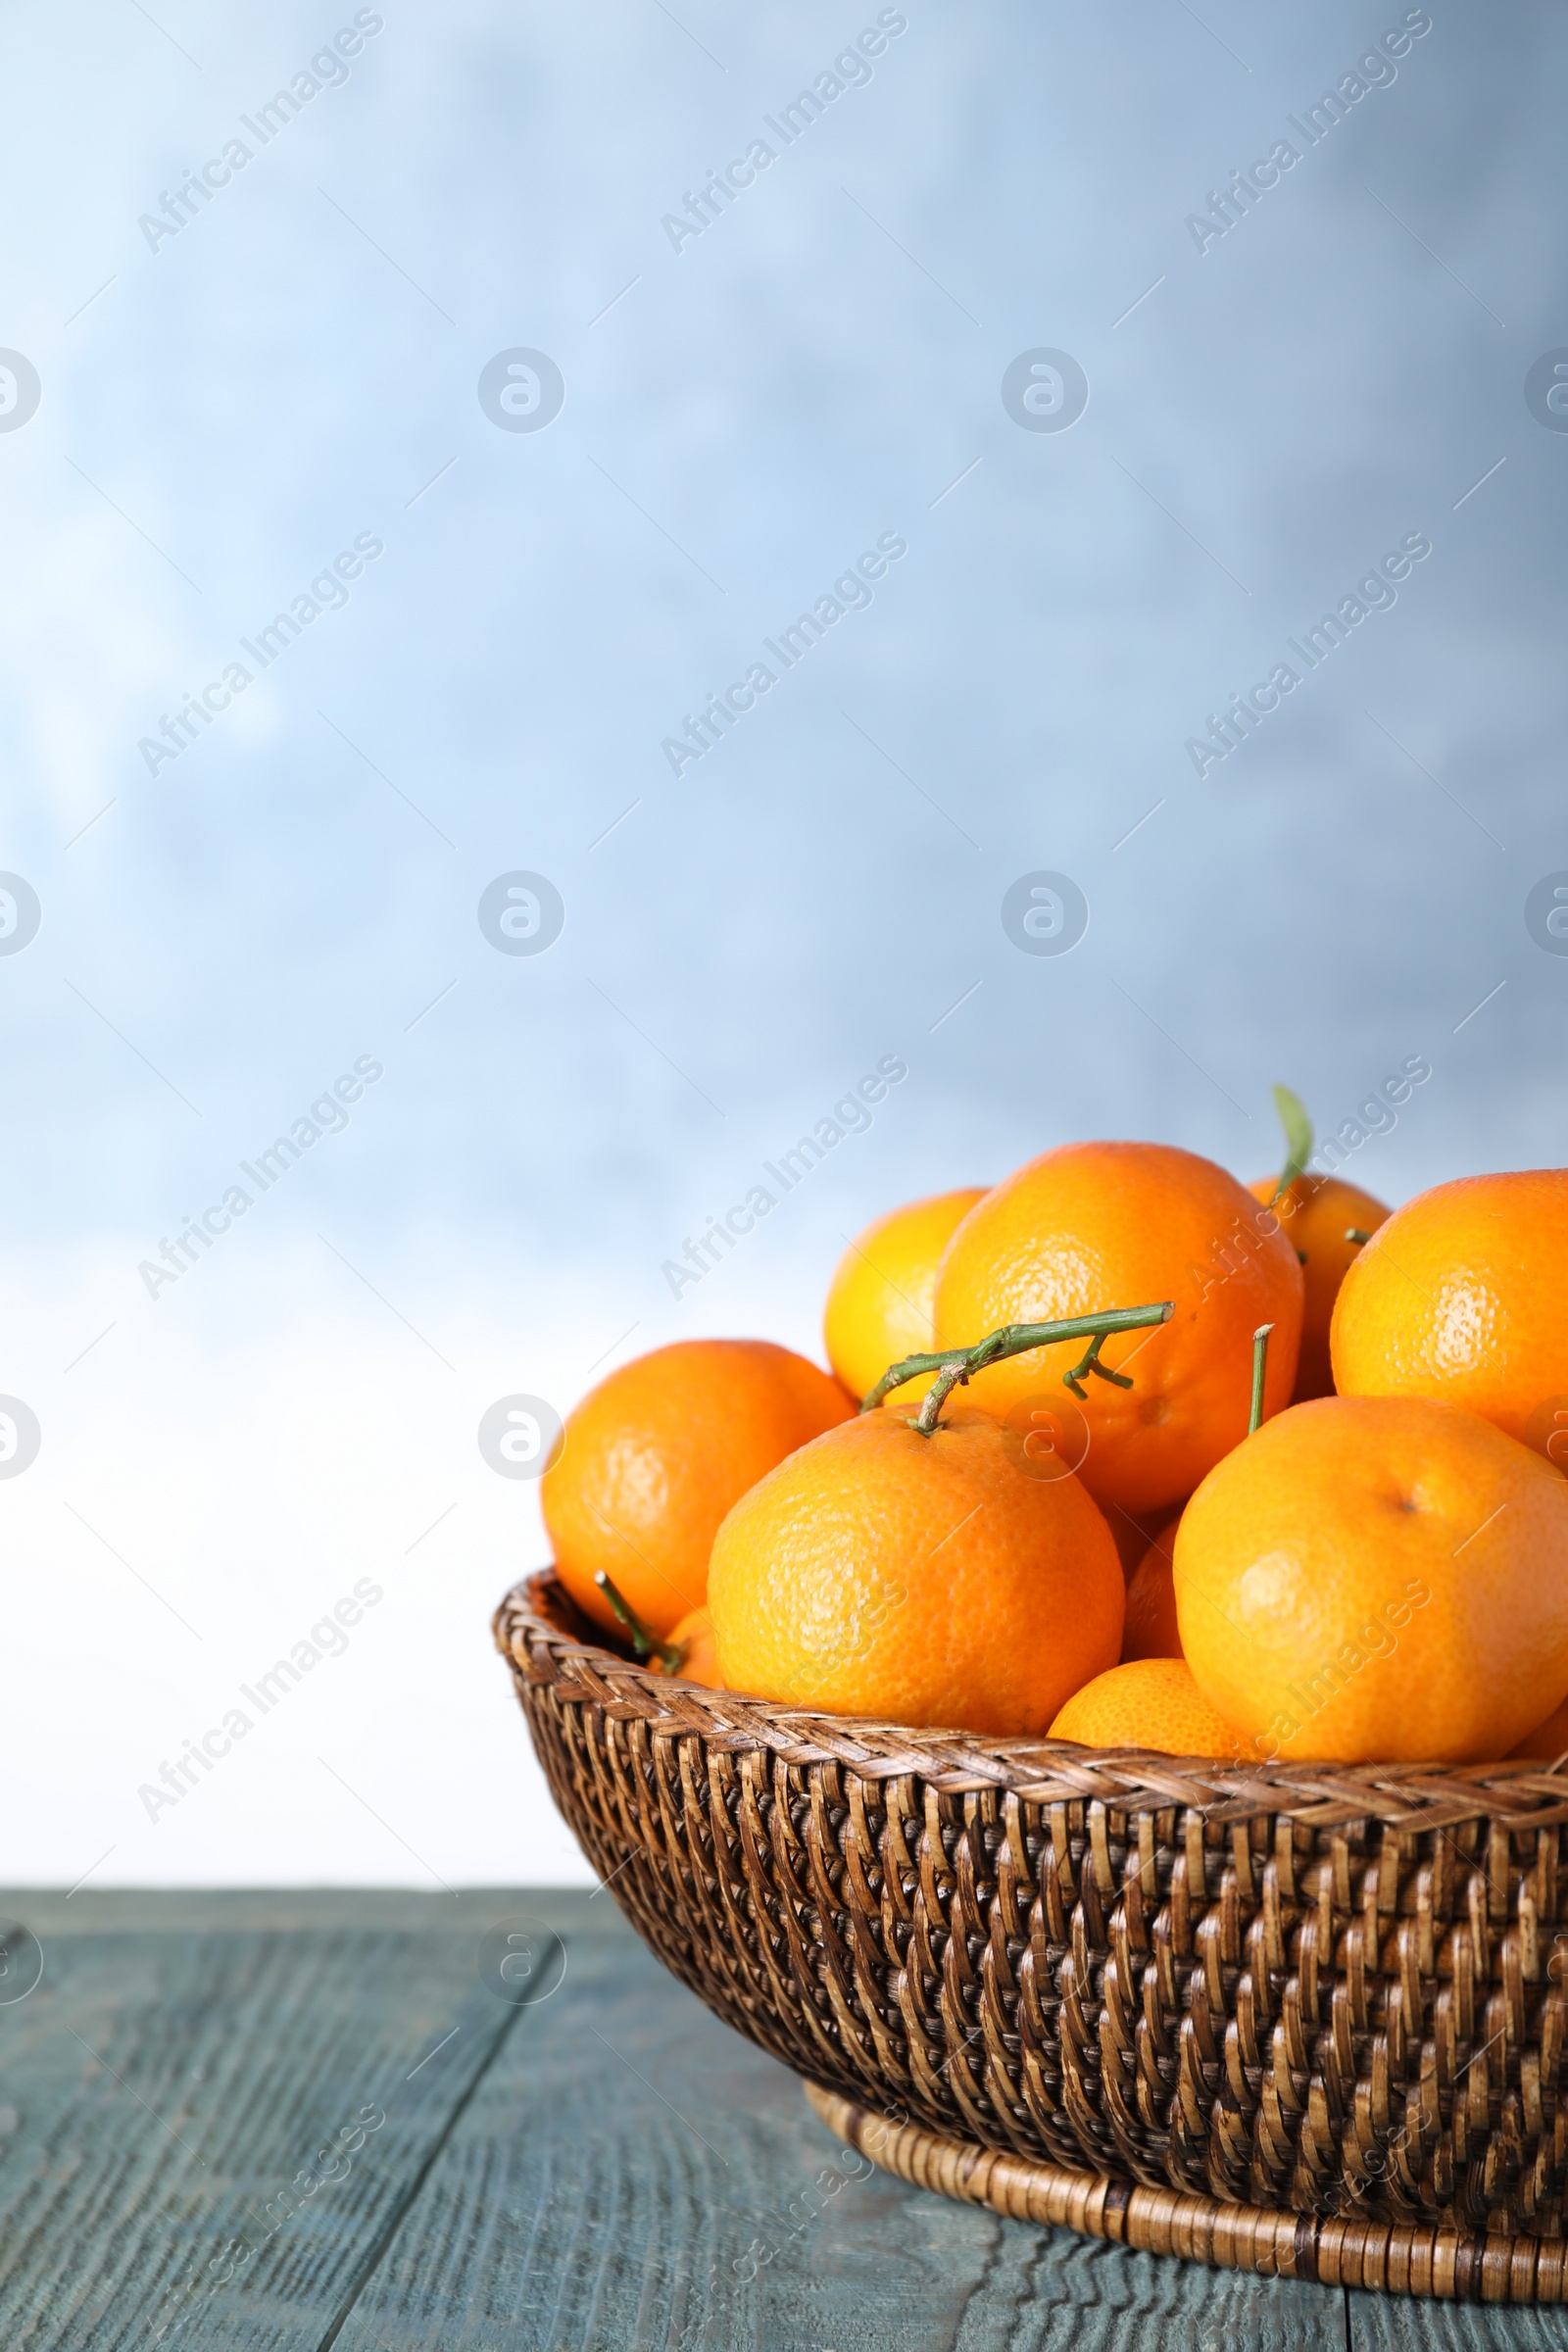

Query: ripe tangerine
[1176,1394,1568,1763]
[708,1400,1122,1734]
[824,1187,986,1403]
[542,1339,853,1640]
[1331,1169,1568,1454]
[1050,1658,1252,1759]
[1248,1171,1390,1401]
[932,1141,1302,1513]
[1121,1506,1186,1662]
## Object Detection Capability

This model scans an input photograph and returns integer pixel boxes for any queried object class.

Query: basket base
[805,2082,1565,2305]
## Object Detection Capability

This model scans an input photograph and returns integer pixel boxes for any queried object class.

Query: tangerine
[1331,1170,1568,1454]
[1106,1504,1165,1582]
[1050,1658,1252,1758]
[1248,1172,1390,1400]
[542,1340,854,1641]
[662,1604,720,1688]
[708,1401,1122,1734]
[1121,1506,1185,1661]
[1510,1692,1568,1760]
[824,1187,986,1403]
[1175,1395,1568,1763]
[932,1142,1303,1513]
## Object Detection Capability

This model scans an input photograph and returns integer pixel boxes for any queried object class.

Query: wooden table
[1,1889,1559,2350]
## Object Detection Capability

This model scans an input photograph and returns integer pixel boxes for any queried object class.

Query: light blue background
[2,0,1564,1883]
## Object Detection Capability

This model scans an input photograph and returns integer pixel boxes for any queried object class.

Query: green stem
[859,1301,1173,1434]
[594,1570,685,1673]
[858,1348,956,1410]
[1249,1324,1273,1437]
[1061,1327,1135,1401]
[1345,1226,1371,1246]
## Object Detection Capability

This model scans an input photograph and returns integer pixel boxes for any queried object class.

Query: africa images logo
[476,351,565,433]
[0,351,41,433]
[0,873,41,955]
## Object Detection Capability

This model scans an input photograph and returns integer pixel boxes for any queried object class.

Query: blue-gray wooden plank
[0,1887,556,2348]
[4,1892,1564,2350]
[329,1905,1347,2352]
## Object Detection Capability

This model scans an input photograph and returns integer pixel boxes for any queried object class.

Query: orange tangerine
[1105,1504,1166,1583]
[662,1604,721,1688]
[1050,1658,1253,1758]
[932,1141,1303,1514]
[824,1187,986,1403]
[1248,1172,1391,1401]
[1176,1395,1568,1763]
[1510,1692,1568,1760]
[709,1401,1122,1735]
[542,1339,854,1641]
[1121,1506,1186,1662]
[1331,1169,1568,1453]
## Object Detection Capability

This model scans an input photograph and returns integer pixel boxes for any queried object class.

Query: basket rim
[803,2082,1553,2301]
[495,1569,1568,1830]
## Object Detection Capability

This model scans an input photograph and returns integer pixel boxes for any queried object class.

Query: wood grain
[0,1890,536,2347]
[331,1911,1348,2352]
[1,1893,1562,2350]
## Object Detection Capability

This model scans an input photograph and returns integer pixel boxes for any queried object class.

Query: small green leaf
[1269,1083,1313,1204]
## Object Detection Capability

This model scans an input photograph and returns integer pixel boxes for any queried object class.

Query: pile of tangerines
[539,1099,1568,1766]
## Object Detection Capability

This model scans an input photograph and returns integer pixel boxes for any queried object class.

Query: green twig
[858,1348,956,1410]
[1345,1227,1372,1246]
[861,1301,1173,1434]
[1061,1328,1135,1401]
[1249,1323,1273,1437]
[594,1570,685,1672]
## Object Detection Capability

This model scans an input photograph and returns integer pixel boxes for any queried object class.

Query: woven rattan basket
[496,1569,1568,2304]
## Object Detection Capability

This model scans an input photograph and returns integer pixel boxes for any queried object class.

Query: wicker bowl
[496,1569,1568,2304]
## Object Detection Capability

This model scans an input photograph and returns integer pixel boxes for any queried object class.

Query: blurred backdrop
[2,0,1564,1886]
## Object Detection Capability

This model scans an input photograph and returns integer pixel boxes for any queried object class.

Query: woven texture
[807,2083,1568,2303]
[496,1571,1568,2289]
